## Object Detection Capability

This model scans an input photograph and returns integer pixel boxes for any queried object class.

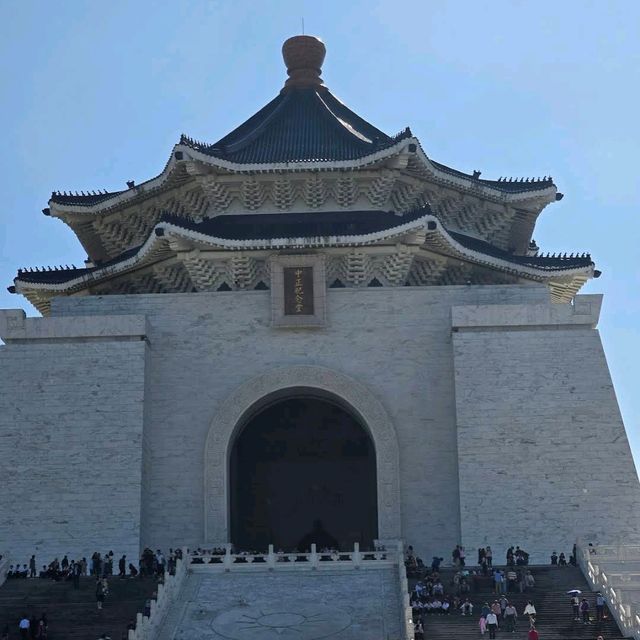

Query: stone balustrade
[582,544,640,560]
[577,541,640,639]
[396,545,413,640]
[0,552,9,588]
[189,542,399,572]
[127,548,188,640]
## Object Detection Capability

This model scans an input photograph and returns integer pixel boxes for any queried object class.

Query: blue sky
[1,0,638,465]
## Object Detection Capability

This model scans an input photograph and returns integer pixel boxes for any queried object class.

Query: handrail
[189,542,397,572]
[396,543,413,640]
[576,541,640,639]
[127,548,188,640]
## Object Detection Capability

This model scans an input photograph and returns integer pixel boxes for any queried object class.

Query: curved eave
[410,141,558,205]
[14,215,432,294]
[425,222,594,282]
[14,215,593,297]
[48,150,180,218]
[48,136,558,219]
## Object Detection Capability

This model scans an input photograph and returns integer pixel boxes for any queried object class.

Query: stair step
[0,576,157,640]
[411,565,627,640]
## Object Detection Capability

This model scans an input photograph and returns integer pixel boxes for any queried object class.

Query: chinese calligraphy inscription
[284,267,314,315]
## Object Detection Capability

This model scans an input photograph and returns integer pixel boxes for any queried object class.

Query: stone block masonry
[453,295,640,561]
[0,311,147,565]
[1,284,638,567]
[47,284,550,561]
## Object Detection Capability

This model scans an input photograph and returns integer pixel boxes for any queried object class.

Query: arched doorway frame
[204,365,402,544]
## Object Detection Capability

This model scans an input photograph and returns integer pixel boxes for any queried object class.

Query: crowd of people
[408,543,611,640]
[1,548,182,640]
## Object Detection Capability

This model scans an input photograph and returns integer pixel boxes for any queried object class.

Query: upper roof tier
[184,35,404,163]
[48,35,558,210]
[182,89,411,164]
[37,34,568,272]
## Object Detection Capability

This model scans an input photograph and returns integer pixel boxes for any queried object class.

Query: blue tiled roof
[181,88,411,164]
[49,190,125,206]
[430,161,556,193]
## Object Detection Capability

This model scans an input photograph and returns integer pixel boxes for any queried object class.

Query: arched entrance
[204,366,402,545]
[230,396,378,551]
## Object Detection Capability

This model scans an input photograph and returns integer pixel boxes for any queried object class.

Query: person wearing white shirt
[524,601,537,627]
[485,612,499,639]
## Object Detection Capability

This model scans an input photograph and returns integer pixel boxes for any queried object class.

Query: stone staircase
[0,576,157,639]
[158,566,403,640]
[413,565,629,640]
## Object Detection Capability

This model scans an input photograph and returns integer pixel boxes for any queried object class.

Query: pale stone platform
[158,568,402,640]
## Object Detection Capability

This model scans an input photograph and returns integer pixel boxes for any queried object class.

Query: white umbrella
[567,589,582,595]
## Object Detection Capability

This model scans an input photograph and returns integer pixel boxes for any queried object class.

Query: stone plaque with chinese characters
[283,267,314,315]
[271,255,326,328]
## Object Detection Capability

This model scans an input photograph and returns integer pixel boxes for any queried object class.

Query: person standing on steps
[35,618,47,639]
[580,598,591,624]
[96,577,105,610]
[596,592,605,621]
[523,601,537,628]
[486,546,493,567]
[504,602,518,631]
[29,555,36,578]
[494,568,504,594]
[452,545,460,567]
[18,615,29,640]
[71,562,82,590]
[525,570,535,591]
[571,594,580,620]
[486,611,499,639]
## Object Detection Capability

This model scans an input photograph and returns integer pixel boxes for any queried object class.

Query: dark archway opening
[230,396,378,551]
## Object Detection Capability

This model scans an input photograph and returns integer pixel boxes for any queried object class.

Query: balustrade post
[310,543,318,569]
[223,545,232,572]
[267,544,276,570]
[128,629,135,640]
[353,542,361,569]
[136,612,143,630]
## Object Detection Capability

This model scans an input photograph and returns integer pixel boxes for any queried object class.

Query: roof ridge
[223,92,292,154]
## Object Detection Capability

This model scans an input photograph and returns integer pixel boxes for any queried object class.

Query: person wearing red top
[528,627,539,640]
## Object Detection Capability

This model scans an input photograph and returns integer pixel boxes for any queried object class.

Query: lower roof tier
[12,208,595,314]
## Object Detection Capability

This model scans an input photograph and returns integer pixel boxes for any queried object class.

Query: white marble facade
[1,283,639,565]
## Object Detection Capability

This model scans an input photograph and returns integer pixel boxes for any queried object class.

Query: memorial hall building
[2,36,639,566]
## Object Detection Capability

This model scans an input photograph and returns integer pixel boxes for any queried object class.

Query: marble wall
[1,283,637,566]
